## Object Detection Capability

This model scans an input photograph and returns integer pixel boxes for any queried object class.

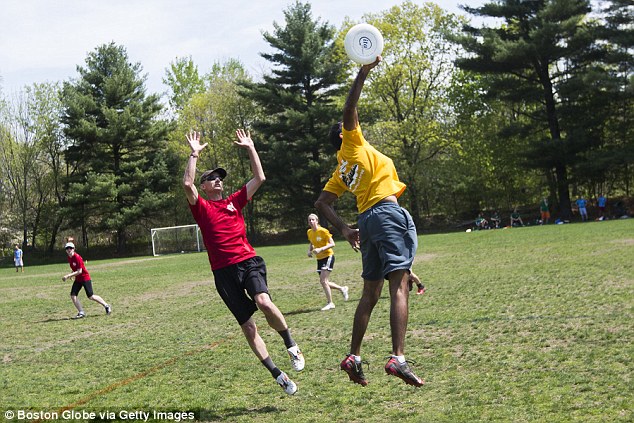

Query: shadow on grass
[285,307,320,316]
[35,315,105,323]
[285,296,366,316]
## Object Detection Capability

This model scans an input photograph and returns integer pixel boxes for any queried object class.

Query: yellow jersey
[307,226,334,260]
[324,124,406,213]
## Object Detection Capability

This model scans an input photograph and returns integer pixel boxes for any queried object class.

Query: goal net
[151,224,204,256]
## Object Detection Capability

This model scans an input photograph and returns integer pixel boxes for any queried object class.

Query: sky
[0,0,484,97]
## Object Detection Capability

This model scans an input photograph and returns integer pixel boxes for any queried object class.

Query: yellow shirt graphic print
[338,160,364,193]
[324,124,406,213]
[307,226,334,260]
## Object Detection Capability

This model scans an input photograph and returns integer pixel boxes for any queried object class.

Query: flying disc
[344,23,384,65]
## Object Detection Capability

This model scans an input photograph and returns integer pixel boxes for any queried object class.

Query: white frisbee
[344,23,384,65]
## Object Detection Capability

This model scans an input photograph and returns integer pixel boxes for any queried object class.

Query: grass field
[1,219,632,422]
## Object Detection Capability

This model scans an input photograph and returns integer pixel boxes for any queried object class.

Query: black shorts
[316,255,335,273]
[70,280,93,298]
[212,256,269,326]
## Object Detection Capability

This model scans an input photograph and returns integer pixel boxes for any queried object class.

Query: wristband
[190,153,199,158]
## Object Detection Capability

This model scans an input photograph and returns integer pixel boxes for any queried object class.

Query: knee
[254,294,273,313]
[361,287,381,306]
[240,319,257,337]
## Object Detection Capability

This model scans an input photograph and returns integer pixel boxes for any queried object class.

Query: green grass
[1,220,632,422]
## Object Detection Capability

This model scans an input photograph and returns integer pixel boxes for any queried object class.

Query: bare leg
[322,270,345,292]
[319,270,334,303]
[350,279,384,355]
[89,294,108,307]
[240,318,270,360]
[254,293,288,332]
[387,269,409,356]
[71,295,83,313]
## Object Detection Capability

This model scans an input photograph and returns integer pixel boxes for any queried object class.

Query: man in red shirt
[183,129,304,395]
[62,242,111,319]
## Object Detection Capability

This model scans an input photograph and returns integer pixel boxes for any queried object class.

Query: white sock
[394,355,406,364]
[353,355,362,363]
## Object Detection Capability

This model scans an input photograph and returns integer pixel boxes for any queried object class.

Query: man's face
[201,173,224,193]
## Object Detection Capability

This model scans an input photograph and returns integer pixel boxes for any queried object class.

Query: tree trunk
[555,162,572,220]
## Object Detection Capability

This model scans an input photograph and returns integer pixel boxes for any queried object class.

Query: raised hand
[235,129,254,149]
[186,131,208,154]
[362,55,382,72]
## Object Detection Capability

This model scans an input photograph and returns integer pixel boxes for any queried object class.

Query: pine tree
[61,43,174,252]
[455,0,607,219]
[241,1,346,229]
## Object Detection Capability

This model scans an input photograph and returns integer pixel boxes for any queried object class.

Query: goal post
[151,224,203,256]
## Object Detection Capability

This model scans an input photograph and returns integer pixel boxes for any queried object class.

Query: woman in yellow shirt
[307,214,349,311]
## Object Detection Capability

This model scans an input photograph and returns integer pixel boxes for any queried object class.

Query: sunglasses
[203,175,223,183]
[65,247,74,250]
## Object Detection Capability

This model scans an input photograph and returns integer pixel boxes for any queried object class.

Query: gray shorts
[358,202,417,281]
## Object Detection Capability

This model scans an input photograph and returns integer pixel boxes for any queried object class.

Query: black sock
[261,356,281,378]
[277,329,295,349]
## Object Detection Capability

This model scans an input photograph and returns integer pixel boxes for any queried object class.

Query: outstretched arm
[342,56,382,131]
[235,129,266,199]
[315,191,359,251]
[183,131,208,205]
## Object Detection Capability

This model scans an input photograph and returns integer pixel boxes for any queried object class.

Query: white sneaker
[276,371,297,395]
[341,286,349,301]
[73,312,85,319]
[287,345,305,371]
[321,302,335,311]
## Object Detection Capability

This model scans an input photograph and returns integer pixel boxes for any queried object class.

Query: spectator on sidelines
[490,211,501,229]
[597,194,607,218]
[14,244,24,273]
[475,213,488,230]
[576,196,588,221]
[540,198,550,224]
[510,208,524,227]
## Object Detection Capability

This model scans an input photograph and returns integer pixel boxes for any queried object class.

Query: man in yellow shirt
[307,213,349,310]
[315,56,423,387]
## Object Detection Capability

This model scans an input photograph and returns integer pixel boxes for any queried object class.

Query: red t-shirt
[67,252,90,282]
[189,185,256,270]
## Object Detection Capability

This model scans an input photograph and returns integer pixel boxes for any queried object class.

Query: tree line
[0,0,631,256]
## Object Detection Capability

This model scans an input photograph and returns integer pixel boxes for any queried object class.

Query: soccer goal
[151,224,204,256]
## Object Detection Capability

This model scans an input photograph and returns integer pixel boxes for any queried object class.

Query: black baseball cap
[200,168,227,184]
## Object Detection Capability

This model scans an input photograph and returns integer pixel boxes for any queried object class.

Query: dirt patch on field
[87,255,179,270]
[132,279,211,303]
[413,253,437,264]
[613,238,634,246]
[33,322,138,353]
